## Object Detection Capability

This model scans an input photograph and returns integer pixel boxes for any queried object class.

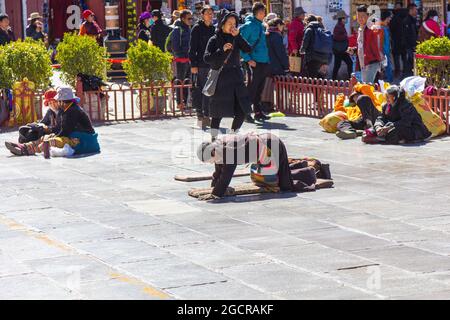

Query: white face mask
[432,16,439,22]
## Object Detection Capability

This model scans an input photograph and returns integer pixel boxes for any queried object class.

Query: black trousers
[337,95,381,132]
[176,62,191,105]
[393,51,406,76]
[192,67,210,117]
[332,52,353,80]
[210,95,246,139]
[403,48,415,78]
[248,62,271,114]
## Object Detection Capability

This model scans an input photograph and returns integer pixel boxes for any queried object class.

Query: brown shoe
[5,141,28,156]
[42,141,50,159]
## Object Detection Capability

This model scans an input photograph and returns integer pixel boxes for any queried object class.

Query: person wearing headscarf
[25,12,46,42]
[418,10,443,42]
[203,10,252,139]
[363,86,431,144]
[5,87,99,158]
[79,9,103,45]
[137,11,152,43]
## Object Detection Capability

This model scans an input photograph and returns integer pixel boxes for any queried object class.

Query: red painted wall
[5,0,23,39]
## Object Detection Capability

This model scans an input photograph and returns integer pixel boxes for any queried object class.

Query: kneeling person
[197,132,322,199]
[6,87,100,158]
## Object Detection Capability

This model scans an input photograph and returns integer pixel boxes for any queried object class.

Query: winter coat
[355,25,382,70]
[239,15,270,63]
[204,13,252,118]
[332,21,348,53]
[390,9,407,54]
[189,20,215,68]
[300,21,329,64]
[137,23,151,43]
[418,19,443,43]
[26,24,45,41]
[172,21,191,59]
[267,28,289,75]
[0,28,15,45]
[374,97,431,142]
[287,18,305,54]
[402,14,418,50]
[151,19,171,52]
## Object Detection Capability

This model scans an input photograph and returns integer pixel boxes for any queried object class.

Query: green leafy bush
[123,40,173,85]
[416,37,450,88]
[56,33,110,87]
[0,46,13,89]
[1,39,52,90]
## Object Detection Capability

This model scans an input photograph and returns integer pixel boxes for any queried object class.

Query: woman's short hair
[305,14,317,24]
[268,18,284,27]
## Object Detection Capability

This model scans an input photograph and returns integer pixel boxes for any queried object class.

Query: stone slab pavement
[2,116,450,300]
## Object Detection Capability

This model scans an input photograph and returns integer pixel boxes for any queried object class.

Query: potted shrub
[1,39,52,126]
[416,37,450,88]
[56,33,111,120]
[123,40,173,116]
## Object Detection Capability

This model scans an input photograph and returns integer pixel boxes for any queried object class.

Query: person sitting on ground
[16,89,61,144]
[5,87,100,158]
[336,94,381,140]
[196,132,331,200]
[362,85,431,144]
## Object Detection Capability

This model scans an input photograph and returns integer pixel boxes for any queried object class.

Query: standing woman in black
[204,11,252,140]
[137,12,152,43]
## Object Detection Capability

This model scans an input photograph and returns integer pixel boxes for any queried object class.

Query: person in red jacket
[288,7,306,55]
[348,5,381,83]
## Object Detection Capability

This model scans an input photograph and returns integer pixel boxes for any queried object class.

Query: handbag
[202,40,234,97]
[289,55,302,73]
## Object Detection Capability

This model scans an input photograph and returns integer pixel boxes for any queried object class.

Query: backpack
[165,26,182,54]
[313,27,333,54]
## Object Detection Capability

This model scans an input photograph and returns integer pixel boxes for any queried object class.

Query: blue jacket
[172,21,191,58]
[69,131,100,155]
[239,15,270,63]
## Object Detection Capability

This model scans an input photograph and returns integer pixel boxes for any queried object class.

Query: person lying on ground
[362,85,431,144]
[336,94,381,140]
[196,132,331,200]
[5,87,100,158]
[17,89,61,144]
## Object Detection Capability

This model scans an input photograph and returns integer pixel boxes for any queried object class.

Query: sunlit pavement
[2,116,450,299]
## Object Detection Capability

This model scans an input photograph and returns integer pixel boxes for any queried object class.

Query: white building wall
[300,0,351,31]
[0,0,5,13]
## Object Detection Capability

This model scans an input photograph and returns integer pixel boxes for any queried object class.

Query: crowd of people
[124,2,448,134]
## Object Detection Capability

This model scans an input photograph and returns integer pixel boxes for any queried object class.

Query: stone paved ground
[2,116,450,300]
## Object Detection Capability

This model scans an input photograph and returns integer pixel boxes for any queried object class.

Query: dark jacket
[204,13,253,118]
[390,8,407,54]
[151,19,171,52]
[137,23,151,42]
[26,24,45,41]
[332,21,348,53]
[172,21,191,58]
[41,109,61,134]
[189,20,215,68]
[267,28,289,75]
[402,14,418,50]
[210,133,292,197]
[300,21,329,64]
[58,103,95,138]
[0,28,15,45]
[374,97,431,142]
